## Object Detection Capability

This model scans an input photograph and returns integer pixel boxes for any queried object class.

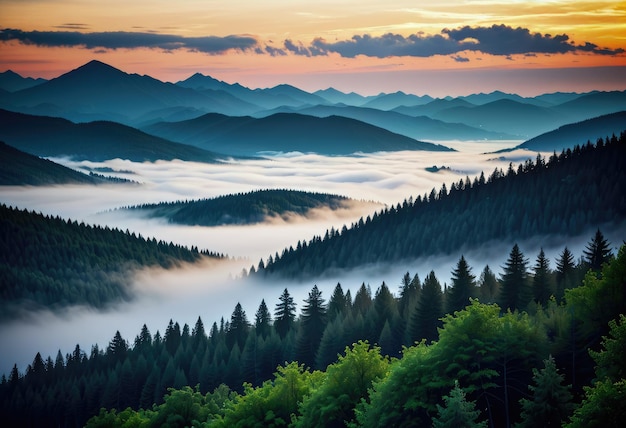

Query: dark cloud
[452,55,470,63]
[0,28,259,54]
[53,23,90,30]
[287,24,625,58]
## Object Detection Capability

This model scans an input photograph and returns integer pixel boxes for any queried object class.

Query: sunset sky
[1,0,625,96]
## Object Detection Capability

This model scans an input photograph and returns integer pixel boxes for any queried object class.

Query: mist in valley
[5,141,622,375]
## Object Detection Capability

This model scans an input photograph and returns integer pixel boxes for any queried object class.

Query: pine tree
[447,255,476,314]
[498,244,530,311]
[274,288,296,338]
[532,249,553,305]
[327,283,348,321]
[583,229,612,272]
[555,247,575,302]
[227,302,250,350]
[432,381,487,428]
[254,299,272,338]
[478,265,499,303]
[516,356,574,428]
[410,270,443,343]
[295,285,327,369]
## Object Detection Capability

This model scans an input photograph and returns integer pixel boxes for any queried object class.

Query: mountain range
[1,60,625,160]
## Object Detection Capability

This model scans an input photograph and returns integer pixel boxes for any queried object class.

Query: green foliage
[447,255,477,314]
[515,356,574,428]
[498,244,530,311]
[296,341,389,428]
[432,381,487,428]
[589,314,626,382]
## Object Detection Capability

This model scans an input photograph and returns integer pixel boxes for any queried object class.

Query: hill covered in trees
[2,234,623,427]
[252,133,626,279]
[0,204,224,316]
[122,189,369,226]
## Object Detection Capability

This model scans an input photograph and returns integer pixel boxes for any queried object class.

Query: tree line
[0,204,225,316]
[2,231,622,427]
[122,189,351,226]
[251,132,626,279]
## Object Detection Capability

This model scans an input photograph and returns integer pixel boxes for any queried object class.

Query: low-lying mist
[6,142,568,374]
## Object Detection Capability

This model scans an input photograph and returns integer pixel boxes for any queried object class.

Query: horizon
[2,59,625,99]
[1,1,625,97]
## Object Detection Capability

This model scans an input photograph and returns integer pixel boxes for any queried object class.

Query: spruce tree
[516,356,574,428]
[583,229,612,272]
[432,381,487,428]
[478,265,499,303]
[295,285,327,369]
[555,247,575,302]
[227,302,250,350]
[274,288,296,338]
[498,244,529,311]
[410,271,443,343]
[532,249,553,305]
[447,255,476,314]
[254,299,272,338]
[327,283,348,321]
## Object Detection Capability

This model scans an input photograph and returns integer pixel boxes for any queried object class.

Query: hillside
[0,142,100,185]
[143,112,454,156]
[255,133,626,279]
[0,109,227,162]
[515,111,626,152]
[124,189,367,226]
[0,204,224,315]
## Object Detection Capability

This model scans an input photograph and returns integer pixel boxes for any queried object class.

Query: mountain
[361,91,434,110]
[1,60,256,124]
[0,109,227,162]
[255,134,626,279]
[433,99,569,138]
[459,90,532,106]
[123,189,372,226]
[391,98,477,117]
[553,90,626,122]
[314,88,369,106]
[0,70,47,92]
[143,112,455,156]
[515,111,626,152]
[0,142,101,185]
[256,104,518,140]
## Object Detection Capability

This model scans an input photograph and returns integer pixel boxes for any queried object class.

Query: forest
[254,133,626,279]
[123,189,354,226]
[1,230,624,427]
[0,204,224,316]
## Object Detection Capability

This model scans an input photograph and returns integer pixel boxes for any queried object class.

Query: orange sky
[1,0,625,96]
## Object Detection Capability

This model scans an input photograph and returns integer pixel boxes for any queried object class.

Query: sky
[1,0,625,96]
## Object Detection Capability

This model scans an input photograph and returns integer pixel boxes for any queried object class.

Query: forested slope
[255,133,626,279]
[0,204,224,315]
[2,236,624,428]
[123,189,358,226]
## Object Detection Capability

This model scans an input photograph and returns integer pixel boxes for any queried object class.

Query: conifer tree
[478,265,499,303]
[499,244,530,311]
[327,283,348,321]
[254,299,272,338]
[516,356,574,428]
[583,229,612,272]
[295,285,327,369]
[227,302,250,350]
[532,249,553,305]
[447,255,477,314]
[432,381,487,428]
[274,288,296,338]
[410,270,443,343]
[555,247,575,302]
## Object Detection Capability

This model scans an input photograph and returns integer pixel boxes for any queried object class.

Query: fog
[9,140,613,375]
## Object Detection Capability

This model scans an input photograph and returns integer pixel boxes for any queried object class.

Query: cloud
[452,55,470,63]
[0,28,259,54]
[287,24,625,58]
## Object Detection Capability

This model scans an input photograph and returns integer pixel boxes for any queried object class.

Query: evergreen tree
[227,303,250,350]
[555,247,575,302]
[254,299,272,338]
[447,255,477,314]
[399,272,420,319]
[274,288,296,338]
[106,331,128,362]
[516,356,574,428]
[410,270,444,343]
[327,283,348,321]
[583,229,612,272]
[478,265,499,303]
[432,381,487,428]
[353,283,373,315]
[295,285,327,369]
[532,249,553,305]
[499,244,530,311]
